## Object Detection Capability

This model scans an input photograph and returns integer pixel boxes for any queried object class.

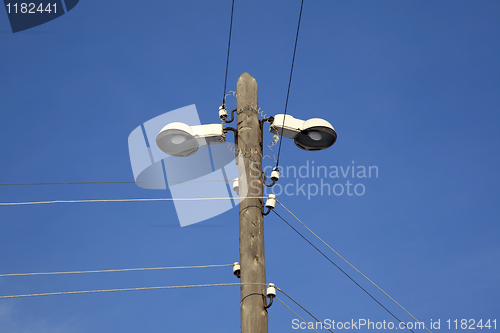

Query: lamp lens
[171,135,186,144]
[308,131,322,141]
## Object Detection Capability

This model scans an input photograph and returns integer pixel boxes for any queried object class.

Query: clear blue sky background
[0,1,499,332]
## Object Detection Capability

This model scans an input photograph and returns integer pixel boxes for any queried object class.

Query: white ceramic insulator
[267,283,276,297]
[265,194,276,209]
[232,178,239,195]
[270,168,280,181]
[233,262,241,274]
[219,106,228,120]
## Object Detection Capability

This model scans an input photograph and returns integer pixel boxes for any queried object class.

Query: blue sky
[0,0,499,332]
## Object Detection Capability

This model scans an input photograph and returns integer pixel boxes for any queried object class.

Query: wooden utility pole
[236,72,268,333]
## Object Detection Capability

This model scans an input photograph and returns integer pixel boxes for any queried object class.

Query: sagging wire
[224,90,236,103]
[265,131,280,163]
[260,116,280,183]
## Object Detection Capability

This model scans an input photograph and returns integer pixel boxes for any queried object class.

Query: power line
[0,197,266,206]
[275,297,320,333]
[0,282,267,299]
[0,264,233,277]
[275,0,305,168]
[271,210,416,333]
[276,200,432,333]
[277,288,334,333]
[222,0,235,106]
[0,180,230,186]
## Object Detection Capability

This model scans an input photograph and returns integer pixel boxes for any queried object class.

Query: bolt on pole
[236,72,268,333]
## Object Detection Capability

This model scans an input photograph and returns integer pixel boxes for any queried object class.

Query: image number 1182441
[5,2,57,13]
[3,0,80,32]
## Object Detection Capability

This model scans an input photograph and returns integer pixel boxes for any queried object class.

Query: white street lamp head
[270,114,337,151]
[156,122,224,157]
[156,122,198,157]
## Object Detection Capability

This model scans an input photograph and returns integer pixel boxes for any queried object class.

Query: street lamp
[156,122,225,157]
[154,73,336,333]
[155,115,336,157]
[269,114,337,151]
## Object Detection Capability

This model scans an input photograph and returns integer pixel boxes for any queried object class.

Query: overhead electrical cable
[275,0,304,168]
[272,210,417,333]
[0,264,233,277]
[0,197,266,206]
[277,287,334,333]
[276,200,432,333]
[277,287,332,332]
[276,297,320,333]
[222,0,235,106]
[0,180,230,186]
[0,282,267,299]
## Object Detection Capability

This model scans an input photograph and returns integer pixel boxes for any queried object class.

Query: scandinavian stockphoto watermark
[292,318,433,330]
[259,160,379,200]
[292,318,497,330]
